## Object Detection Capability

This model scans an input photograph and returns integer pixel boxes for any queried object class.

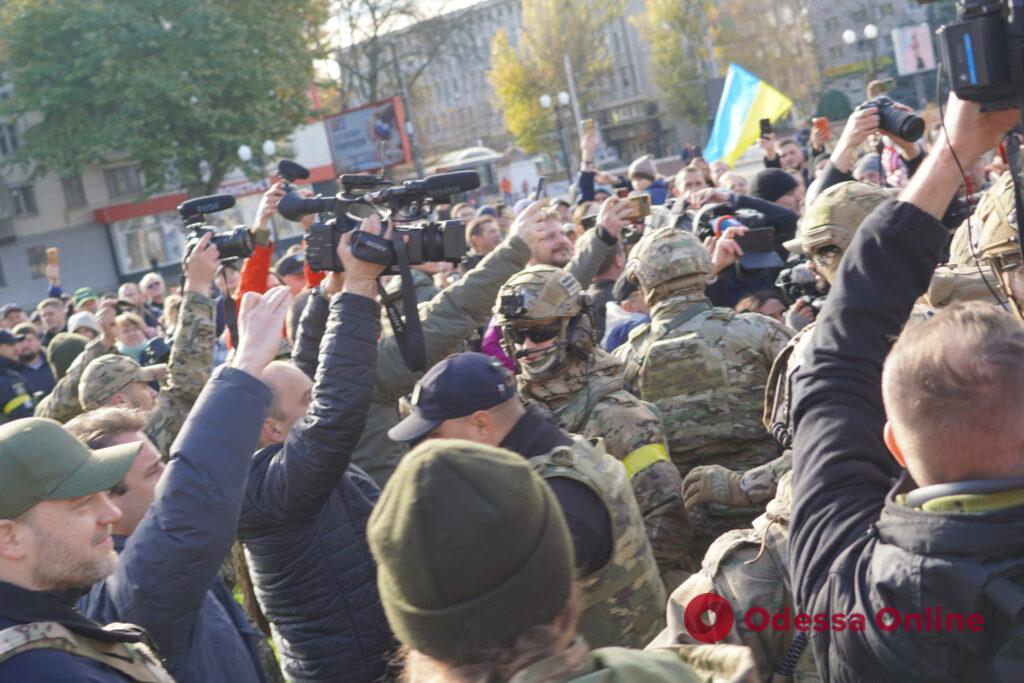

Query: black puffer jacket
[238,291,390,683]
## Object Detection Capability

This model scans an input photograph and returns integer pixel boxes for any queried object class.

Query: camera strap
[378,236,427,372]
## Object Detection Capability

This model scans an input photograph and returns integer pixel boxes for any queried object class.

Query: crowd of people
[0,87,1022,683]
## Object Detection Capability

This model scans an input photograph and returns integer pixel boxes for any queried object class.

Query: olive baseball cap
[72,287,98,309]
[0,418,140,519]
[79,355,166,410]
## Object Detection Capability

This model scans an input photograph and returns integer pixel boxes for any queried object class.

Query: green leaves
[0,0,330,197]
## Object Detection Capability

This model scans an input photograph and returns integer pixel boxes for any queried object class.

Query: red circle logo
[684,592,735,644]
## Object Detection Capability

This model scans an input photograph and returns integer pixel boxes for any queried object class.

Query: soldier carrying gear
[495,265,694,590]
[968,172,1024,315]
[0,330,34,424]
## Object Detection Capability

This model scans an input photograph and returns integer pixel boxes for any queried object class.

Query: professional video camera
[856,96,925,141]
[693,203,784,271]
[776,261,825,314]
[918,0,1023,109]
[277,168,476,273]
[178,194,255,263]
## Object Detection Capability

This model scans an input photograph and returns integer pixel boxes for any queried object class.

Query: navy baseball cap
[388,353,517,443]
[0,330,21,346]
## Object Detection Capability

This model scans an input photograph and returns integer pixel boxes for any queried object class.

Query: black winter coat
[238,291,391,683]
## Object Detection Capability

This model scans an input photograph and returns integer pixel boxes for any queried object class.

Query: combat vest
[0,621,175,682]
[656,473,819,682]
[521,351,632,436]
[621,296,783,474]
[530,437,667,649]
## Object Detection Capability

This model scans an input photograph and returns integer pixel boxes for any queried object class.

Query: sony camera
[919,0,1023,109]
[277,169,477,273]
[178,194,254,263]
[857,97,925,142]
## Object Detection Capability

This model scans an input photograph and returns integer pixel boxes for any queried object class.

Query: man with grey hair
[785,95,1022,679]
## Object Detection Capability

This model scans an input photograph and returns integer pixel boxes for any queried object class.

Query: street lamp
[863,23,878,41]
[843,24,879,87]
[540,91,573,180]
[238,139,280,242]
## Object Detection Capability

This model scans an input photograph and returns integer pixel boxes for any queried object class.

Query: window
[104,165,142,198]
[26,245,47,279]
[879,3,893,16]
[829,46,844,59]
[61,175,87,209]
[824,17,838,31]
[852,9,868,22]
[0,123,18,157]
[11,185,37,216]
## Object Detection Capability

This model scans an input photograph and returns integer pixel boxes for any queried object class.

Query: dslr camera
[776,261,825,314]
[276,166,477,273]
[919,0,1023,109]
[857,97,925,142]
[178,194,255,263]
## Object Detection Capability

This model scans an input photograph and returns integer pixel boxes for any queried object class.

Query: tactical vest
[530,437,667,649]
[661,473,819,682]
[0,621,176,682]
[542,373,624,436]
[623,303,779,474]
[763,325,815,450]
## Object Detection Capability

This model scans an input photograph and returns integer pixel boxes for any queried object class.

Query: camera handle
[377,232,427,372]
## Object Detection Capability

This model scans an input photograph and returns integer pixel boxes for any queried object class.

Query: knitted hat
[853,153,883,179]
[46,332,88,380]
[751,168,799,203]
[628,154,658,181]
[368,439,574,664]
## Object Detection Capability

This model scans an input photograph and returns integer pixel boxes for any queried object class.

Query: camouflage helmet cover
[625,226,711,295]
[972,172,1020,261]
[787,181,893,256]
[494,265,585,326]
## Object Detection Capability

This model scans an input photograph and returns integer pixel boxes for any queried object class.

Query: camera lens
[878,103,924,142]
[211,228,255,261]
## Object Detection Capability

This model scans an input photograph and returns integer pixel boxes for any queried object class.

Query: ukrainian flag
[704,64,794,166]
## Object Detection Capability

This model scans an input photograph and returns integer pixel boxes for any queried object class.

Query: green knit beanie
[46,332,88,380]
[368,439,574,664]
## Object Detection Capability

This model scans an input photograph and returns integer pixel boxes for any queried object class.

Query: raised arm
[568,196,629,288]
[108,287,288,667]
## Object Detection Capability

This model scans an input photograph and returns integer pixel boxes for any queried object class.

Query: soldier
[369,438,758,683]
[75,233,219,459]
[968,171,1024,314]
[493,265,693,589]
[614,226,792,477]
[0,330,34,424]
[389,352,668,649]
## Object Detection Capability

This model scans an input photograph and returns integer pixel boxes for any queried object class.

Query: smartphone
[627,193,651,222]
[875,77,895,93]
[582,118,595,134]
[533,176,547,201]
[46,247,59,268]
[759,118,773,138]
[615,188,630,199]
[812,117,832,142]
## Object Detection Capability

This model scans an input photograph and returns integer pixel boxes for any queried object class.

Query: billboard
[892,23,937,76]
[324,96,412,172]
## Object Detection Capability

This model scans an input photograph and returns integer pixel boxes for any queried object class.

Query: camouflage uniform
[80,292,215,460]
[650,472,820,682]
[496,265,693,590]
[35,335,114,424]
[964,172,1024,314]
[509,637,759,682]
[0,621,175,682]
[615,228,792,476]
[530,436,668,650]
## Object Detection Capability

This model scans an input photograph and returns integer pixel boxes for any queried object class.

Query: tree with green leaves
[488,0,621,154]
[0,0,330,198]
[634,0,712,129]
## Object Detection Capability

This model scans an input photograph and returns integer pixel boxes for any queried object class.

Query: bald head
[259,361,313,447]
[883,303,1024,486]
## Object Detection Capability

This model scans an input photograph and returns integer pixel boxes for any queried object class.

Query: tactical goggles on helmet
[501,320,562,345]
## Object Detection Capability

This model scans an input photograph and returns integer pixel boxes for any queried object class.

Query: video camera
[178,194,255,263]
[919,0,1023,109]
[276,166,476,273]
[693,203,785,271]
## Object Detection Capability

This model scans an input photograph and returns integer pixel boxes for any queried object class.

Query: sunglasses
[502,321,562,345]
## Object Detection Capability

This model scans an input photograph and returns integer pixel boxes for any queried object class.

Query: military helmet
[494,265,586,326]
[972,172,1019,262]
[626,227,711,303]
[786,181,893,256]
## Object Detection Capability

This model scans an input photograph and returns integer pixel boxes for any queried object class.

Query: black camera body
[178,194,255,263]
[776,261,825,311]
[693,203,766,241]
[280,171,478,273]
[857,96,925,142]
[922,0,1023,109]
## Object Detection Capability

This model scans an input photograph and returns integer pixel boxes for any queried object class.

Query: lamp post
[238,139,278,242]
[539,91,573,180]
[843,23,879,88]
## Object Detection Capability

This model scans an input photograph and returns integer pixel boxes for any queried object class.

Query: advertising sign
[324,96,412,172]
[892,23,937,76]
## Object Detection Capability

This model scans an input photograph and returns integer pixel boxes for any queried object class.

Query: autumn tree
[634,0,712,128]
[0,0,331,198]
[488,0,621,154]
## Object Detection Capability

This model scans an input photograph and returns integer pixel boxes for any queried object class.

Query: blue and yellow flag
[704,64,793,166]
